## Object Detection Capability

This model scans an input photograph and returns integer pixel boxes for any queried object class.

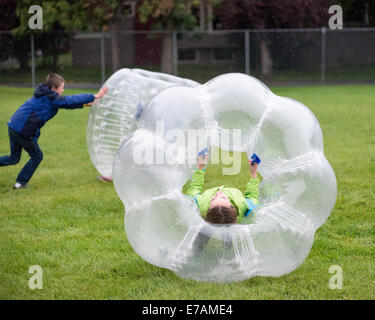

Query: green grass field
[2,52,375,85]
[0,85,374,300]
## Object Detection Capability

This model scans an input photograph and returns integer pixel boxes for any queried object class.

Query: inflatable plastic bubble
[87,68,199,179]
[113,73,337,283]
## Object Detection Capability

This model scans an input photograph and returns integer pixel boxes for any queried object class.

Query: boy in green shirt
[186,154,260,224]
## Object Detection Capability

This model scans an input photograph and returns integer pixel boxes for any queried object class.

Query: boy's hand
[248,159,258,178]
[95,86,109,99]
[197,154,208,170]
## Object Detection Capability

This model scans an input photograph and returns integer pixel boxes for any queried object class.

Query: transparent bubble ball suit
[87,68,199,178]
[112,73,337,283]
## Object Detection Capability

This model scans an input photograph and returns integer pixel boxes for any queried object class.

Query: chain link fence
[1,28,374,87]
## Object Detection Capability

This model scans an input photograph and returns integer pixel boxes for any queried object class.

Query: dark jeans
[0,127,43,185]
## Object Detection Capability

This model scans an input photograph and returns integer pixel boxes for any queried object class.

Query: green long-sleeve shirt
[185,169,260,221]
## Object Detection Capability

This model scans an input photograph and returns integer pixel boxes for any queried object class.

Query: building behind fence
[0,28,374,87]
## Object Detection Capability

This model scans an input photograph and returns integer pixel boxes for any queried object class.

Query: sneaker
[13,182,28,189]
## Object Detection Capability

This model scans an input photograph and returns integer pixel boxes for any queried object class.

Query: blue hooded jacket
[7,83,95,140]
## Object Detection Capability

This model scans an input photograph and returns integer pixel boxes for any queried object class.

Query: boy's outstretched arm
[244,160,260,205]
[52,93,94,109]
[186,155,207,197]
[52,87,108,109]
[85,87,108,107]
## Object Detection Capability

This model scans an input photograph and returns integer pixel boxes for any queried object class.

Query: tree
[9,1,220,74]
[12,0,86,71]
[0,0,18,31]
[138,0,219,74]
[338,0,375,26]
[215,0,333,77]
[12,1,135,72]
[0,0,30,70]
[79,1,135,72]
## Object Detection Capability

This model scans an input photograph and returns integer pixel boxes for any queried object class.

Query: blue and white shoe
[13,182,28,189]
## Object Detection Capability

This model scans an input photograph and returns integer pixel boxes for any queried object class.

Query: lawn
[0,84,374,299]
[2,56,375,85]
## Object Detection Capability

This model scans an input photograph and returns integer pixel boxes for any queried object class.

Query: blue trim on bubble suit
[135,101,144,119]
[245,199,257,217]
[193,195,200,209]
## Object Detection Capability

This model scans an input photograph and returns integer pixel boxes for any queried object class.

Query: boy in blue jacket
[0,73,108,189]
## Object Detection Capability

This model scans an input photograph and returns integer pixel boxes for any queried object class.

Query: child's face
[209,191,231,209]
[52,82,65,95]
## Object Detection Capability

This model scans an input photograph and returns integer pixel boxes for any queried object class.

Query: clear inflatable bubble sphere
[112,73,337,283]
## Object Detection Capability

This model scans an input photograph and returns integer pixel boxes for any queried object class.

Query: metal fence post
[172,30,178,76]
[321,27,326,85]
[245,30,250,74]
[31,33,35,88]
[101,32,106,84]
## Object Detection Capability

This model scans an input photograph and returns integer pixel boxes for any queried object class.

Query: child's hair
[206,206,238,224]
[45,73,64,89]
